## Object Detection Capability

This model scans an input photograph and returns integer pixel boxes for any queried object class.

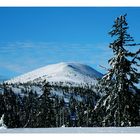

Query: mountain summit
[6,62,103,85]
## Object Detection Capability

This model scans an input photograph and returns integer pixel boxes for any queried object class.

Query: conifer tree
[96,14,140,127]
[36,82,55,127]
[3,87,21,128]
[23,90,38,127]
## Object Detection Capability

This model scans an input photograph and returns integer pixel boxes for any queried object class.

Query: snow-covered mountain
[6,62,103,85]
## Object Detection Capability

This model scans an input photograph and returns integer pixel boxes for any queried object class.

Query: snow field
[0,127,140,133]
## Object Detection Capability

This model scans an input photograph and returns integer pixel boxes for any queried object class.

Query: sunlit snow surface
[6,62,102,84]
[0,127,140,133]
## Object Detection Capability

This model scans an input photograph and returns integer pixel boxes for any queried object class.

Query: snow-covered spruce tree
[3,86,21,128]
[23,90,38,128]
[36,82,55,127]
[95,14,140,127]
[0,114,7,128]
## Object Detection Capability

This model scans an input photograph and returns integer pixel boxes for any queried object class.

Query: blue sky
[0,7,140,80]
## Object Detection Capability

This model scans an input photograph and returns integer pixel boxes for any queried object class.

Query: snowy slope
[0,127,140,133]
[6,62,102,85]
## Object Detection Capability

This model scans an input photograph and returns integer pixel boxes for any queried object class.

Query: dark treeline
[0,82,100,128]
[0,80,140,128]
